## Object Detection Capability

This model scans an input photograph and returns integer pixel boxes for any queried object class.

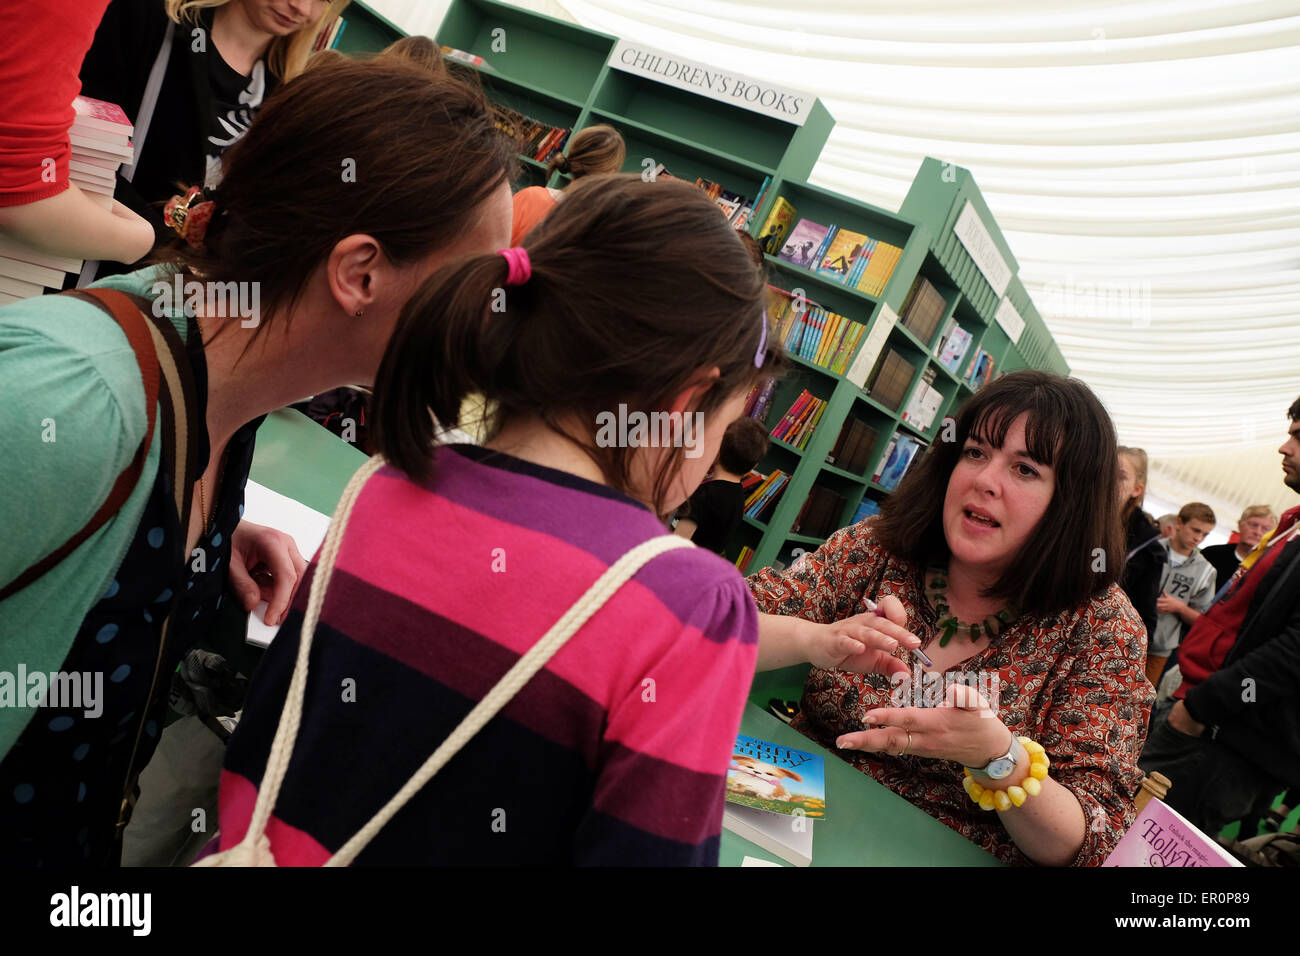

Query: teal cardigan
[0,267,189,758]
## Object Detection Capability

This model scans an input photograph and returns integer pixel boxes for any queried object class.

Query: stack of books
[767,286,866,374]
[0,95,134,306]
[744,469,790,521]
[770,390,826,450]
[762,201,902,296]
[866,347,917,412]
[492,104,570,164]
[935,317,974,375]
[723,733,826,867]
[899,276,946,345]
[793,484,847,539]
[872,434,924,492]
[825,418,878,475]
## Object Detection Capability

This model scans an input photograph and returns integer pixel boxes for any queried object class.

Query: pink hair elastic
[498,247,532,286]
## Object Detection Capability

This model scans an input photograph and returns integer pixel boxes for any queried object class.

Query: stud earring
[354,309,363,317]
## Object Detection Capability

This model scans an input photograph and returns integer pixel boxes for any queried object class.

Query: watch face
[985,757,1016,780]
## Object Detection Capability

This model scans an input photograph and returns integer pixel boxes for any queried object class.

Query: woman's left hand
[833,683,1013,768]
[228,520,308,626]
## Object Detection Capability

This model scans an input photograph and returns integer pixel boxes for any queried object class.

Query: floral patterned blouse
[747,520,1155,866]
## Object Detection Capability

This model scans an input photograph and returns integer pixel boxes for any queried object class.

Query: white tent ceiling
[374,0,1300,519]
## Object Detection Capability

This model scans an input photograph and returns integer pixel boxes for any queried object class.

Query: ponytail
[372,253,515,482]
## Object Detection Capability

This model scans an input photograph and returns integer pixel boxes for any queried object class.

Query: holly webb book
[1103,798,1242,867]
[722,734,827,866]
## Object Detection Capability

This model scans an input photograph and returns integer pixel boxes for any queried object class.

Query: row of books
[792,485,847,540]
[310,15,347,51]
[766,287,866,374]
[492,104,570,164]
[936,316,975,375]
[743,469,789,521]
[825,417,878,475]
[653,165,768,232]
[734,546,755,575]
[872,433,924,492]
[770,390,826,451]
[850,498,881,525]
[866,347,917,412]
[0,95,134,307]
[901,366,943,432]
[757,199,903,296]
[899,276,946,346]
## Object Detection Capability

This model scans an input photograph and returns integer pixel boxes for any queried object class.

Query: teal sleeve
[0,309,144,591]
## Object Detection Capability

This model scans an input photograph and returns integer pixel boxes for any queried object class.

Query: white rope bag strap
[199,454,693,866]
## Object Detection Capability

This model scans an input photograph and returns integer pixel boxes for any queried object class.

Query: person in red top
[1139,395,1300,836]
[0,0,154,265]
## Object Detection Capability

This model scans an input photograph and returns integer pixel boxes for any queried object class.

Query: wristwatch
[966,734,1020,780]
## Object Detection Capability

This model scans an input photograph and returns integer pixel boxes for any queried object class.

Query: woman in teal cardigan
[0,56,516,866]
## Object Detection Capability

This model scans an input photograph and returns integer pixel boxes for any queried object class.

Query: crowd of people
[1,0,1297,868]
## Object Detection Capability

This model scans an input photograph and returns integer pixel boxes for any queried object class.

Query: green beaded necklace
[925,566,1016,647]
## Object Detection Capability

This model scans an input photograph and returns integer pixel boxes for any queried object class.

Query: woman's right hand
[800,595,919,679]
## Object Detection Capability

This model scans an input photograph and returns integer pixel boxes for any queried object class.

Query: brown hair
[1117,445,1149,523]
[1178,502,1216,525]
[717,417,770,475]
[372,174,786,511]
[165,0,350,80]
[873,370,1125,618]
[159,57,516,340]
[376,35,445,74]
[547,125,626,179]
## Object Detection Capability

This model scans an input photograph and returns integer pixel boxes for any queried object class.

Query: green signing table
[249,408,1003,868]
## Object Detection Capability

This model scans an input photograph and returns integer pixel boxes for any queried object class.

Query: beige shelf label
[995,297,1026,346]
[610,39,812,126]
[953,200,1011,298]
[847,303,898,390]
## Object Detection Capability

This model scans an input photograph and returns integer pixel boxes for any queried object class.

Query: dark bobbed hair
[873,370,1124,618]
[718,417,770,475]
[160,57,516,339]
[1289,394,1300,421]
[371,174,786,512]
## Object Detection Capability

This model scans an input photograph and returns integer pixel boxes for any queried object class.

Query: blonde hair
[1240,504,1276,524]
[164,0,351,80]
[1117,445,1149,520]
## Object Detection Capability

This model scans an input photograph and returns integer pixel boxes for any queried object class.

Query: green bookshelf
[334,3,1070,588]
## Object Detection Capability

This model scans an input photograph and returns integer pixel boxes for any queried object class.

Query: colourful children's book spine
[808,225,838,272]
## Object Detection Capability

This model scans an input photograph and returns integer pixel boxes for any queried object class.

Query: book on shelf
[873,434,923,492]
[744,470,790,520]
[936,320,974,374]
[765,285,866,375]
[440,45,493,69]
[814,227,869,282]
[1103,799,1241,867]
[723,733,827,867]
[757,196,797,256]
[793,485,846,540]
[901,380,943,433]
[743,378,778,421]
[963,347,996,390]
[312,15,347,51]
[826,417,878,475]
[900,276,946,346]
[734,546,755,575]
[866,347,916,412]
[771,390,826,450]
[778,219,832,270]
[851,498,881,524]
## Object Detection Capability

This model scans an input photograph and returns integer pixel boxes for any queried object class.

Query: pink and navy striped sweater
[218,444,759,865]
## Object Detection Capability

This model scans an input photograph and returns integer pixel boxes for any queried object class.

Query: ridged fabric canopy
[377,0,1300,518]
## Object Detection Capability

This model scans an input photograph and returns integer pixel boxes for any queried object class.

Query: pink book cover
[1103,798,1242,867]
[72,96,133,137]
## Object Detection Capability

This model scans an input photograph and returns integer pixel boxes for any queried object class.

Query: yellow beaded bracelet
[961,737,1050,811]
